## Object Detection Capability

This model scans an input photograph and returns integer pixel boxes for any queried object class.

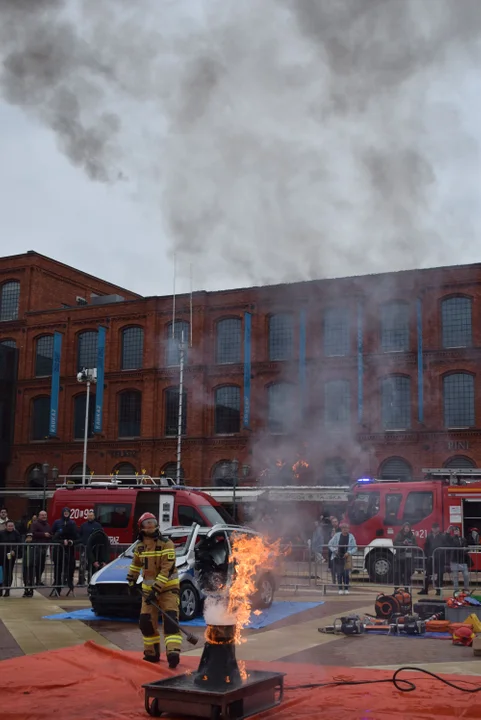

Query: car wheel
[179,582,200,622]
[367,551,393,584]
[251,574,275,610]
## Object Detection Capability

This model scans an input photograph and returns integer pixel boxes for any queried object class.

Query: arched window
[215,386,240,434]
[118,390,142,438]
[0,339,16,348]
[27,464,43,488]
[442,297,472,349]
[443,373,475,428]
[381,375,411,430]
[113,462,137,483]
[0,281,20,322]
[444,456,476,469]
[268,314,293,361]
[380,301,409,352]
[77,330,98,372]
[121,326,144,370]
[323,458,350,486]
[379,457,412,481]
[68,464,91,483]
[35,335,54,377]
[166,321,189,366]
[73,393,96,440]
[212,460,238,487]
[324,380,350,426]
[165,387,187,436]
[216,318,242,364]
[31,396,50,440]
[267,383,295,433]
[323,307,350,357]
[161,463,185,481]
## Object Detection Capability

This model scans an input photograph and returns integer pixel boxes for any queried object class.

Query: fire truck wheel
[179,582,200,622]
[367,551,393,584]
[251,574,275,610]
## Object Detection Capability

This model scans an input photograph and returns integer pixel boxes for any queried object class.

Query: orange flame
[227,533,281,644]
[292,459,309,479]
[239,660,249,681]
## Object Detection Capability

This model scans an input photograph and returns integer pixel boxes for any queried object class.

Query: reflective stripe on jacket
[126,535,179,593]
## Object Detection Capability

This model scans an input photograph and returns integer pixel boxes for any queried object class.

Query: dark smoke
[0,0,121,181]
[0,0,481,285]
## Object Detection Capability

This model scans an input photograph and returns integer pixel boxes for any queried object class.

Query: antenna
[189,263,193,348]
[172,252,176,338]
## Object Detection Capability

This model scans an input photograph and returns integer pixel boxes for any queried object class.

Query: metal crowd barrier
[432,545,481,593]
[309,544,427,594]
[0,542,130,595]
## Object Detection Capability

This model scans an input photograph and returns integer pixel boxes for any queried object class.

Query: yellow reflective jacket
[126,534,179,595]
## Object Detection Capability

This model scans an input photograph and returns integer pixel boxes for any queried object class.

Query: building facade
[2,251,481,516]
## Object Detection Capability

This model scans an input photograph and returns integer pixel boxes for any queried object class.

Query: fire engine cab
[346,468,481,582]
[48,476,234,544]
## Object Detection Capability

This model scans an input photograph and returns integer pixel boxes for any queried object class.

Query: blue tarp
[42,600,324,628]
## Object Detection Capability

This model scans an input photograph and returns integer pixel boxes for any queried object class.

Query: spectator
[27,514,38,530]
[30,510,53,586]
[328,522,358,595]
[311,520,325,572]
[0,507,9,533]
[448,526,470,593]
[419,522,448,596]
[78,511,103,585]
[328,516,340,584]
[467,527,480,547]
[0,520,21,597]
[15,515,29,541]
[22,532,35,597]
[51,507,78,595]
[394,522,418,588]
[86,528,110,581]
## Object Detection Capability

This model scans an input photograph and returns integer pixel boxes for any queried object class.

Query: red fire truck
[49,476,234,544]
[345,468,481,582]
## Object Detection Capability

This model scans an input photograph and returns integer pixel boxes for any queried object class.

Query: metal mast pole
[82,380,90,486]
[176,331,185,485]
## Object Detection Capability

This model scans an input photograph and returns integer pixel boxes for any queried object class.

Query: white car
[88,523,278,621]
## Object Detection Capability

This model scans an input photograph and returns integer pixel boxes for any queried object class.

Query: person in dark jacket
[448,526,470,592]
[86,528,110,582]
[30,510,53,586]
[0,520,22,597]
[394,522,418,588]
[51,507,78,595]
[22,532,36,597]
[78,511,103,585]
[419,523,449,596]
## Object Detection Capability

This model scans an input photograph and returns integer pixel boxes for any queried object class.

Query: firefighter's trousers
[139,590,182,660]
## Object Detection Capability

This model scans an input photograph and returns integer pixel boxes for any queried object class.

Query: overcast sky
[0,1,480,297]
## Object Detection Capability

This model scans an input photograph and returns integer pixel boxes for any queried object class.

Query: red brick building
[2,251,481,516]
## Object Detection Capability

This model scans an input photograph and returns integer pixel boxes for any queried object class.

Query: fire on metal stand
[142,621,285,719]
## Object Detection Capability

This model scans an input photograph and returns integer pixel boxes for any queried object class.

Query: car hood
[89,553,192,585]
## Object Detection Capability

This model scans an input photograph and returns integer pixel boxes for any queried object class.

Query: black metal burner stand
[142,669,285,719]
[142,623,285,718]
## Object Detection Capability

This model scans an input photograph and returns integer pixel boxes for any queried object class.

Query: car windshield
[122,527,197,558]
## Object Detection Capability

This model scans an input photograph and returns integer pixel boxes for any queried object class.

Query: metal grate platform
[143,669,285,719]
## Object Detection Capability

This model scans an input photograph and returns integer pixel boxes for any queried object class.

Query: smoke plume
[1,1,481,287]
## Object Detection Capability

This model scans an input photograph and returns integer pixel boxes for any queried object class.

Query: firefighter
[126,512,182,668]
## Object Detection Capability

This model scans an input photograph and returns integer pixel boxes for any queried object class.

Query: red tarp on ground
[0,641,480,719]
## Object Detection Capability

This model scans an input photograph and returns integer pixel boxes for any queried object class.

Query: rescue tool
[139,590,199,646]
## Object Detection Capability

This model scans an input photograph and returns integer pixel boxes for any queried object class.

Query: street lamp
[32,463,59,511]
[77,367,97,485]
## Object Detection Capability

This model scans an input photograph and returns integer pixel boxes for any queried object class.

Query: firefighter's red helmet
[138,512,157,529]
[452,625,475,646]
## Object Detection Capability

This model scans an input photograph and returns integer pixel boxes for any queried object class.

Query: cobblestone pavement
[0,587,480,676]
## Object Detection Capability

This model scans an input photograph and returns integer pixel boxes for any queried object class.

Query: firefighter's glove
[145,589,158,605]
[127,579,137,596]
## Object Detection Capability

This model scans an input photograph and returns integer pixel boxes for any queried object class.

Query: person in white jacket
[328,523,358,595]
